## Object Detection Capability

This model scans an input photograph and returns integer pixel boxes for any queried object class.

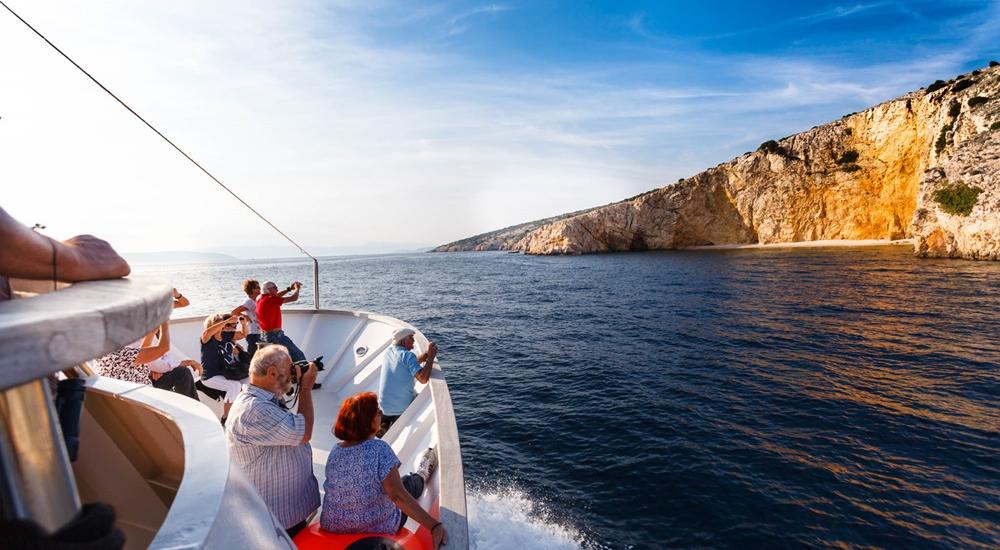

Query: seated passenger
[142,325,202,400]
[226,345,320,538]
[95,321,188,388]
[376,328,438,437]
[320,392,447,549]
[95,288,192,388]
[200,312,249,423]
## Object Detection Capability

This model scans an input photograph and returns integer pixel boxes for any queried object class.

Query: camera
[289,356,324,394]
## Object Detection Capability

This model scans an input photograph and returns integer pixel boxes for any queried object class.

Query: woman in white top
[95,322,200,400]
[231,279,263,357]
[142,325,202,400]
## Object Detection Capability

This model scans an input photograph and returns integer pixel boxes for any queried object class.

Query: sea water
[136,246,1000,549]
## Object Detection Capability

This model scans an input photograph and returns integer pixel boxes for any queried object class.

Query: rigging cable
[0,0,318,264]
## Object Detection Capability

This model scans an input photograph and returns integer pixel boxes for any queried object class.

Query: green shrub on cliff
[990,60,999,67]
[968,96,989,107]
[837,150,859,164]
[933,182,982,216]
[991,121,1000,130]
[759,140,780,153]
[759,139,795,157]
[935,122,953,154]
[948,101,962,117]
[951,79,974,93]
[926,80,947,93]
[841,164,862,173]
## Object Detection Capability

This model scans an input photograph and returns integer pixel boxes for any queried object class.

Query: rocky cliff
[434,64,1000,259]
[912,129,1000,259]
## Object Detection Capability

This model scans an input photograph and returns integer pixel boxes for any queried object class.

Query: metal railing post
[0,379,81,532]
[313,257,320,310]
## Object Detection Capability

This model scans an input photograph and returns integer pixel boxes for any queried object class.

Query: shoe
[312,356,325,371]
[220,416,227,427]
[312,382,322,390]
[416,447,438,483]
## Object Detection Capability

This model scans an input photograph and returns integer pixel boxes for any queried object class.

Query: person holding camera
[256,280,308,363]
[200,312,250,424]
[226,345,320,538]
[231,279,263,357]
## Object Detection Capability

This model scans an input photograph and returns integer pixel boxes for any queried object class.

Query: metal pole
[313,257,320,310]
[0,379,81,532]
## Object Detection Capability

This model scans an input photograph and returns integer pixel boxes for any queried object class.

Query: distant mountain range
[124,251,240,265]
[125,242,433,264]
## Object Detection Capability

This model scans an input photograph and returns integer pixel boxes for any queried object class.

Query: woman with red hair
[320,392,448,549]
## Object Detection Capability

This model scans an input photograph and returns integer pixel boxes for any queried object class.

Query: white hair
[250,344,289,376]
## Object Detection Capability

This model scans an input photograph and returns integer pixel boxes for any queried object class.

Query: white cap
[392,327,416,343]
[262,281,278,291]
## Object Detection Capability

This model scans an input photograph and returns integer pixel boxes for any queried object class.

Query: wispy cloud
[2,0,998,253]
[795,2,894,24]
[697,1,919,41]
[447,3,510,35]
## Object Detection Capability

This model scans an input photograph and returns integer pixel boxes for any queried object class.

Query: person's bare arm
[135,322,170,364]
[232,316,248,341]
[200,317,233,344]
[297,362,318,444]
[180,359,203,375]
[414,342,438,385]
[139,329,156,349]
[231,304,249,317]
[382,468,448,548]
[0,206,130,281]
[282,281,302,303]
[172,288,190,308]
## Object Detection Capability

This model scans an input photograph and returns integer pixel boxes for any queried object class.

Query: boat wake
[467,485,588,550]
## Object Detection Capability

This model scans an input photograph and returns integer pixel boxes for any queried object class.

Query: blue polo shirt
[377,344,423,416]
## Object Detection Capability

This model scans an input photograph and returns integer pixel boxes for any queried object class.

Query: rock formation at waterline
[912,129,1000,260]
[433,64,1000,259]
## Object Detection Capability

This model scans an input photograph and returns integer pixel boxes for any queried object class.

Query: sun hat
[392,327,416,343]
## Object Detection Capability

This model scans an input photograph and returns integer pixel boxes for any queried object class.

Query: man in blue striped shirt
[226,344,320,537]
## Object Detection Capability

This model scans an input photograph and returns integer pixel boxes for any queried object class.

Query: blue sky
[2,1,998,256]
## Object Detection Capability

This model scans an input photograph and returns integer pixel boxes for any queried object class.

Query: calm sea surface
[136,245,1000,549]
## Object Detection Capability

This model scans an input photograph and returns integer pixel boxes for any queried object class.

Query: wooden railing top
[0,277,173,391]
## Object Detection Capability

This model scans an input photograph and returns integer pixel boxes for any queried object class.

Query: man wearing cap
[256,280,307,364]
[376,327,438,437]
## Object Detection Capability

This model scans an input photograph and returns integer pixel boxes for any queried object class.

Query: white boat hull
[167,309,469,549]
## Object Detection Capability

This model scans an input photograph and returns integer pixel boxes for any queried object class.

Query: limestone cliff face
[434,65,1000,258]
[912,130,1000,260]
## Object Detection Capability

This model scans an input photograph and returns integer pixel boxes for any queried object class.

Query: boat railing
[0,278,173,532]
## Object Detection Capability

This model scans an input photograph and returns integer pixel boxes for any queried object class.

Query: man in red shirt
[257,280,307,364]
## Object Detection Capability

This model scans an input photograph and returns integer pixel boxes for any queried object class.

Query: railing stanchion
[313,258,320,310]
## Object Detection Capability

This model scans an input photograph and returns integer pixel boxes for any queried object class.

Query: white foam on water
[467,487,586,550]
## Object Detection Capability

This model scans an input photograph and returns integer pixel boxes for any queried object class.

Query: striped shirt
[226,384,320,528]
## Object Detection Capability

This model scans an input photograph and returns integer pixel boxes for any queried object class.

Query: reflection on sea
[136,245,1000,549]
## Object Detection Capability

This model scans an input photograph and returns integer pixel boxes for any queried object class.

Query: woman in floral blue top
[321,392,448,549]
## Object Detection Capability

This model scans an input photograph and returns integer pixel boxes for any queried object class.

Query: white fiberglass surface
[168,310,442,532]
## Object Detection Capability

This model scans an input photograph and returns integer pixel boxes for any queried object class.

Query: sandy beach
[684,238,914,251]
